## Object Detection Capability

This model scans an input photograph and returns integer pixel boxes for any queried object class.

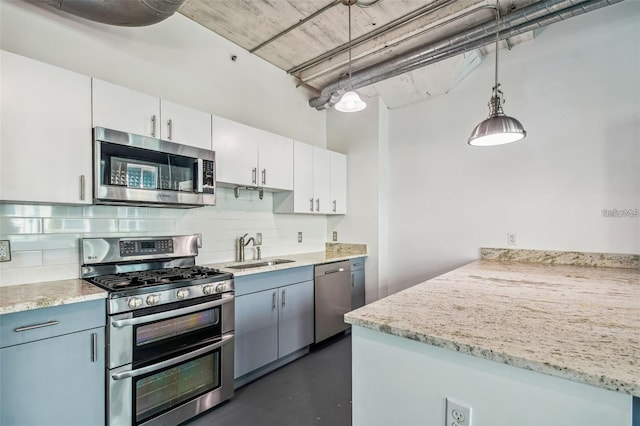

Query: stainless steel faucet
[237,233,256,262]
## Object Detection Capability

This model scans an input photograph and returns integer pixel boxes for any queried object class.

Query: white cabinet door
[330,151,347,214]
[293,141,315,213]
[313,147,332,214]
[92,78,160,137]
[258,131,293,191]
[0,50,92,204]
[212,115,259,186]
[160,99,212,150]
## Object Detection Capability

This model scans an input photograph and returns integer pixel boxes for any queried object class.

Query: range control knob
[146,294,160,306]
[128,297,143,309]
[176,289,190,300]
[202,285,214,295]
[215,283,226,293]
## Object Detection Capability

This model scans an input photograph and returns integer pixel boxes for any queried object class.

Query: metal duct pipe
[310,0,624,110]
[46,0,186,26]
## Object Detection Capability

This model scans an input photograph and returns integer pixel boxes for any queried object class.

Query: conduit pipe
[309,0,624,110]
[46,0,186,26]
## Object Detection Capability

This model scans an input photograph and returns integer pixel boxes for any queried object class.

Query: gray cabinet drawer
[235,266,313,296]
[350,257,365,271]
[0,299,105,348]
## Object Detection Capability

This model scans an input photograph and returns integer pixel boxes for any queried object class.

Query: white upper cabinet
[212,115,293,191]
[273,141,347,215]
[159,100,212,150]
[330,151,347,214]
[92,79,212,150]
[0,50,92,204]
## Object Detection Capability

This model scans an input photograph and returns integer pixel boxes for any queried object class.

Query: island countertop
[344,248,640,397]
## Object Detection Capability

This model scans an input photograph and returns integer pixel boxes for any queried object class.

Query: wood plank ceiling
[178,0,537,109]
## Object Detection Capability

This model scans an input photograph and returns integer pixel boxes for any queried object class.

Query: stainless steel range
[81,235,234,426]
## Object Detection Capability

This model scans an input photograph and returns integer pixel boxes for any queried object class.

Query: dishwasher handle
[324,268,345,275]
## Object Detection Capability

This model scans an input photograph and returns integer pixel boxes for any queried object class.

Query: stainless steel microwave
[93,127,215,208]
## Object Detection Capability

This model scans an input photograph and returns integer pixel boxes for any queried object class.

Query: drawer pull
[15,320,59,332]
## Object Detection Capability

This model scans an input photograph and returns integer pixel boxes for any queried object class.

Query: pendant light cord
[348,3,353,90]
[494,1,500,97]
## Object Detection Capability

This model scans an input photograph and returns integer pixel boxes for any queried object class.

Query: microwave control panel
[202,160,215,194]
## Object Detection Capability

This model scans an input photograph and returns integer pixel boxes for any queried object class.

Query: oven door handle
[111,333,234,381]
[111,293,235,328]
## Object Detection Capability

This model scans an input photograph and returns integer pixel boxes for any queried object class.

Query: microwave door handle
[111,293,235,328]
[111,333,234,381]
[196,159,204,193]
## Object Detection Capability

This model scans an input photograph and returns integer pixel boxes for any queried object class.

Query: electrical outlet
[332,231,338,242]
[507,232,517,245]
[446,398,471,426]
[0,240,11,262]
[256,233,262,245]
[297,232,303,243]
[196,233,203,248]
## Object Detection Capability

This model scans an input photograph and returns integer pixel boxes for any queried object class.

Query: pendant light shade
[468,93,526,146]
[468,5,525,146]
[335,90,367,112]
[336,0,366,113]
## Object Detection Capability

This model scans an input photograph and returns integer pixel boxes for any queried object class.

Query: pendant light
[468,5,526,146]
[335,0,366,113]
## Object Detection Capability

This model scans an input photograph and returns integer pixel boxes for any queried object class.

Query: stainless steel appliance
[314,260,351,343]
[81,235,234,426]
[93,127,216,208]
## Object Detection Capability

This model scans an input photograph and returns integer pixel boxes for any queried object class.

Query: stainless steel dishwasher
[314,260,352,343]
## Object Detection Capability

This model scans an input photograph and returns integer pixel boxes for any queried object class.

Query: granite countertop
[207,243,368,276]
[345,248,640,397]
[0,279,108,315]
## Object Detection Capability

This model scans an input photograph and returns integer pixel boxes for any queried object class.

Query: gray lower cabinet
[234,266,314,381]
[351,257,366,309]
[0,300,105,426]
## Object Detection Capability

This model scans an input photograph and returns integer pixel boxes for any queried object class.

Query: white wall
[0,0,325,146]
[0,0,328,286]
[384,1,640,293]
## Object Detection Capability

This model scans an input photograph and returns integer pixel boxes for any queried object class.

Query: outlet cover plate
[0,240,11,262]
[297,232,303,243]
[332,231,338,242]
[446,398,471,426]
[256,233,262,245]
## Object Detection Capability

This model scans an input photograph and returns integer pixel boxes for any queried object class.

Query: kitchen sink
[225,259,295,270]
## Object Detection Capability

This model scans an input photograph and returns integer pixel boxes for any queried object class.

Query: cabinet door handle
[352,275,354,288]
[80,175,85,201]
[91,333,98,363]
[315,198,320,212]
[167,118,173,140]
[309,198,314,212]
[252,168,257,185]
[272,291,277,311]
[150,115,157,137]
[333,200,337,212]
[262,169,266,185]
[281,289,286,308]
[14,320,59,332]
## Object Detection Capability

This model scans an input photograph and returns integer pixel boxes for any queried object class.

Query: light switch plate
[0,240,11,262]
[196,233,203,248]
[256,233,262,245]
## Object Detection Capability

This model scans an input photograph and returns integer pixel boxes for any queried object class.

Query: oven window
[135,351,220,424]
[136,310,219,346]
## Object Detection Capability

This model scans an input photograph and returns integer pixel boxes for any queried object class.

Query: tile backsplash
[0,188,327,286]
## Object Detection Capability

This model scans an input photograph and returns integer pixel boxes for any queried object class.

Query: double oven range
[82,235,234,426]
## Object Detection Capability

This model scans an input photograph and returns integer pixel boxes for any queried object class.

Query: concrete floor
[185,333,352,426]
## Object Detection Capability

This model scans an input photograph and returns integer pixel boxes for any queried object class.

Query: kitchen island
[345,248,639,426]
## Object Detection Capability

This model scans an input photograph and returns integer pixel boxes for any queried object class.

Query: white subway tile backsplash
[0,264,79,287]
[0,250,42,269]
[43,248,79,266]
[83,205,149,218]
[43,218,118,234]
[0,204,83,218]
[0,218,42,234]
[6,234,82,251]
[118,219,176,233]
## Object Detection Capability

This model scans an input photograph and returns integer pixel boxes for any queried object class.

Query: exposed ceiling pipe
[309,0,625,110]
[46,0,186,26]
